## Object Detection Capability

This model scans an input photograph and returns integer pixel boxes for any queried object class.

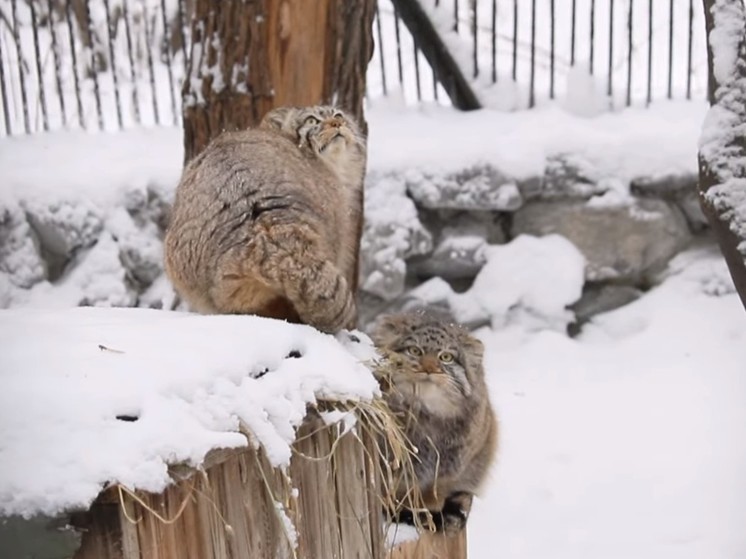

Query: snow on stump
[0,308,469,559]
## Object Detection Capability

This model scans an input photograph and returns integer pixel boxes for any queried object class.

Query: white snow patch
[0,128,182,208]
[366,100,706,182]
[708,0,746,85]
[0,308,379,517]
[385,522,420,548]
[274,500,298,551]
[562,65,611,117]
[451,235,586,331]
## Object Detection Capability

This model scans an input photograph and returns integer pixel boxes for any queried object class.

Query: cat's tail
[229,223,357,334]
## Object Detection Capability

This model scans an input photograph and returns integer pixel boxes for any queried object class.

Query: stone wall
[359,158,705,332]
[0,160,706,333]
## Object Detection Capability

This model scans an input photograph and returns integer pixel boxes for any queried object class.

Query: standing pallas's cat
[372,310,498,533]
[164,106,366,333]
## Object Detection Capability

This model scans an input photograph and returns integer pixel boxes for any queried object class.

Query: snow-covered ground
[470,245,746,559]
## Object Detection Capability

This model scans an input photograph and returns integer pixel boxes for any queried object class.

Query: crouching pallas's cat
[372,310,498,533]
[164,105,366,333]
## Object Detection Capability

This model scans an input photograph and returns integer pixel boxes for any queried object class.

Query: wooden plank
[291,422,339,558]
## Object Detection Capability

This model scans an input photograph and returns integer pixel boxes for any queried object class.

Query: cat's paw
[387,492,474,535]
[432,491,473,534]
[435,507,468,535]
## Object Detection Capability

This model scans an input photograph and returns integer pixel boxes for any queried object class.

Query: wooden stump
[68,413,469,559]
[72,419,384,559]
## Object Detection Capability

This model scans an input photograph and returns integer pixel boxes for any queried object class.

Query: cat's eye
[304,115,320,125]
[438,351,455,363]
[406,346,423,357]
[333,111,344,120]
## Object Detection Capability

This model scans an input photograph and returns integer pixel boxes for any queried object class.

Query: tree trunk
[699,0,746,310]
[181,0,376,163]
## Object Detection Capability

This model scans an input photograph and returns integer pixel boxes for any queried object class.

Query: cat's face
[260,105,366,184]
[373,312,485,410]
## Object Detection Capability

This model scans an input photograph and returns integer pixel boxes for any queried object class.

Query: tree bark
[699,0,746,310]
[181,0,376,163]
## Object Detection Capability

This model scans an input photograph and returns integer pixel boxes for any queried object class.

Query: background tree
[699,0,746,310]
[181,0,376,163]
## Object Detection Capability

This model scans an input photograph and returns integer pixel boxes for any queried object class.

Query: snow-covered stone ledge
[0,102,709,331]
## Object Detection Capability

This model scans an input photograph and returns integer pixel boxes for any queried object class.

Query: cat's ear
[372,313,417,347]
[260,106,296,131]
[461,334,484,361]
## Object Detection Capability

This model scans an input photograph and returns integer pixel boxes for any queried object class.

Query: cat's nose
[326,117,343,128]
[420,355,441,374]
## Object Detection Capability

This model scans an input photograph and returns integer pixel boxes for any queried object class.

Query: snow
[0,100,705,203]
[469,245,746,559]
[408,234,587,332]
[708,0,746,85]
[0,127,181,208]
[367,100,706,181]
[0,308,379,517]
[455,235,586,331]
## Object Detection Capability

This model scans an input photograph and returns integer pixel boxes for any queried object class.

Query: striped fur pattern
[164,106,366,333]
[373,310,498,533]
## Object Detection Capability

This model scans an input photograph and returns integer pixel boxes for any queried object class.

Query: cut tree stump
[71,417,384,559]
[68,414,469,559]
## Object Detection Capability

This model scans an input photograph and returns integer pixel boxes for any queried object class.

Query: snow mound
[407,235,586,332]
[0,308,379,518]
[456,235,585,330]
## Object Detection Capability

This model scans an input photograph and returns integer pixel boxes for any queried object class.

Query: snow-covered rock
[408,210,504,280]
[23,198,104,280]
[569,283,644,335]
[534,153,608,200]
[0,202,46,290]
[361,174,432,300]
[400,235,587,333]
[406,166,524,211]
[513,199,692,283]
